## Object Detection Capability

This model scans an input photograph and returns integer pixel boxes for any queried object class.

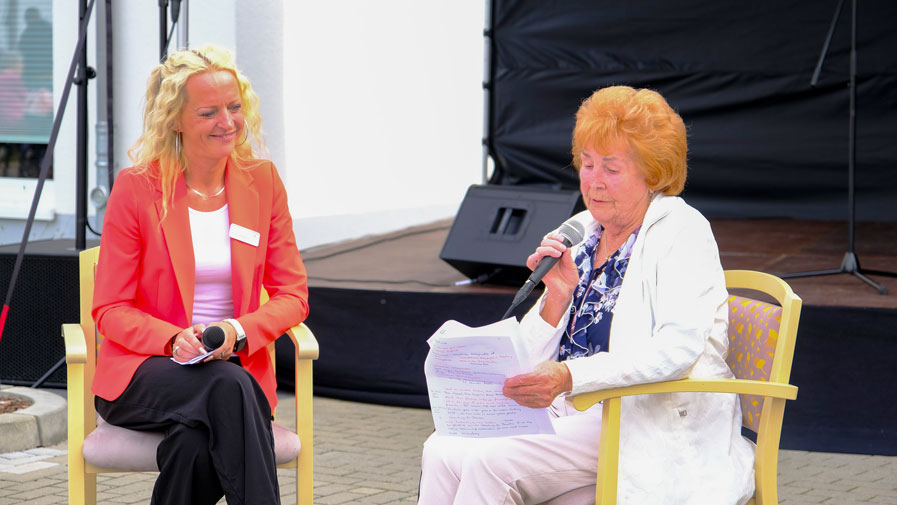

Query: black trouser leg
[153,423,223,505]
[96,356,280,505]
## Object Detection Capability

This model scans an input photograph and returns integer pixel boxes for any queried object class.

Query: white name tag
[229,223,260,247]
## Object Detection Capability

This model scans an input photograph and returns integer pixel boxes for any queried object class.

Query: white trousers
[418,398,602,505]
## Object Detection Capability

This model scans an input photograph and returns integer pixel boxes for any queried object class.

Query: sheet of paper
[425,318,555,438]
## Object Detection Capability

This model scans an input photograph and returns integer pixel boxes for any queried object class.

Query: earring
[236,120,249,146]
[174,131,181,154]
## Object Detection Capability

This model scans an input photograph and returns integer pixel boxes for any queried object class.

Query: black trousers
[96,357,280,505]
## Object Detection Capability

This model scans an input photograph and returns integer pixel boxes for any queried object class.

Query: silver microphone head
[557,219,585,246]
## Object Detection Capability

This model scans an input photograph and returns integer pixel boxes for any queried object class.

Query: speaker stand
[782,251,894,295]
[780,0,896,294]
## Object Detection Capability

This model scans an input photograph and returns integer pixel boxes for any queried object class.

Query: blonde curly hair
[128,44,265,214]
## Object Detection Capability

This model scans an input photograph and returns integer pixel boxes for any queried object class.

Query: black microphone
[502,218,586,319]
[202,325,226,352]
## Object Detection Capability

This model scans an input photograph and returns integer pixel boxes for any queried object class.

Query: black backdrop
[487,0,897,221]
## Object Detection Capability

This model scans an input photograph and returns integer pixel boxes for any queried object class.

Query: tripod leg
[853,271,888,295]
[31,357,66,388]
[844,253,892,294]
[859,269,897,278]
[779,268,843,279]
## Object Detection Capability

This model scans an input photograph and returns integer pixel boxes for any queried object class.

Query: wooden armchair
[571,269,802,505]
[63,246,318,505]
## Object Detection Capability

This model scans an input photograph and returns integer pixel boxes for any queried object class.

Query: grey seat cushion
[82,418,300,471]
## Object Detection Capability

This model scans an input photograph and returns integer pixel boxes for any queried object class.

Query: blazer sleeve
[92,171,183,355]
[234,164,310,357]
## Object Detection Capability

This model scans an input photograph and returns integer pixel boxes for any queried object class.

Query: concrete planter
[0,387,66,453]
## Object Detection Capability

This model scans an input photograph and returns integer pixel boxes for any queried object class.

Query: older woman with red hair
[418,86,755,505]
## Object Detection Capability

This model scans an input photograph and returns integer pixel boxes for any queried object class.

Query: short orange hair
[572,86,687,195]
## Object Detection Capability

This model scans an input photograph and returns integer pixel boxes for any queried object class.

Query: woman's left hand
[203,321,237,362]
[502,361,573,409]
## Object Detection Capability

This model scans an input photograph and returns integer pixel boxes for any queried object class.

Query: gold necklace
[187,184,225,199]
[600,235,612,264]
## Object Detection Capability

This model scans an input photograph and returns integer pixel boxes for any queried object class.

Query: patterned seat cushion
[726,295,782,431]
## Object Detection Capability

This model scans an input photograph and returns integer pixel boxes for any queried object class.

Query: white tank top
[188,204,233,325]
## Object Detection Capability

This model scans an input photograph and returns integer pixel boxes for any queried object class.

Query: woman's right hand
[526,232,580,325]
[170,324,206,363]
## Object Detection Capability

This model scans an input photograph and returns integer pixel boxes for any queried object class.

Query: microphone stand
[780,0,896,294]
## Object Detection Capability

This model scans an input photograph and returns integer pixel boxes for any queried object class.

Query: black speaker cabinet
[0,239,98,387]
[440,185,582,285]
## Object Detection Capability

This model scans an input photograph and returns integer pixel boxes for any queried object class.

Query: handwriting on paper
[425,319,555,438]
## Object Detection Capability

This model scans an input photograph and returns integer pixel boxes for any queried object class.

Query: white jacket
[519,194,755,505]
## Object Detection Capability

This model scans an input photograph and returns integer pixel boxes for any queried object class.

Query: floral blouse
[557,226,640,361]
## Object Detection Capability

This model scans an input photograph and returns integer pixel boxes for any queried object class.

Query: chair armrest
[571,378,798,411]
[62,323,87,364]
[285,323,319,360]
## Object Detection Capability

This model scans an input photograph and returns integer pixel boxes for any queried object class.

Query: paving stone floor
[0,394,895,504]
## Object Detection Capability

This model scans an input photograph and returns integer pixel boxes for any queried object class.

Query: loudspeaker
[0,239,98,387]
[440,184,582,285]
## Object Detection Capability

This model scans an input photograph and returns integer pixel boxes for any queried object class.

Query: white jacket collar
[642,193,678,230]
[573,192,680,241]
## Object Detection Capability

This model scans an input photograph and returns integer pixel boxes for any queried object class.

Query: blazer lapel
[157,172,196,324]
[225,158,260,317]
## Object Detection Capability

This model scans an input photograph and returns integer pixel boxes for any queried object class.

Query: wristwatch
[224,318,247,352]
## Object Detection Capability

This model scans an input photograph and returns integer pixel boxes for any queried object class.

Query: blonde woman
[92,45,308,504]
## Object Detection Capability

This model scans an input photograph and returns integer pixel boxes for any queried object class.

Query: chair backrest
[78,247,101,427]
[724,270,802,432]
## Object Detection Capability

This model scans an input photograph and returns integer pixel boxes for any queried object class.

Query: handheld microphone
[502,218,586,320]
[202,325,226,352]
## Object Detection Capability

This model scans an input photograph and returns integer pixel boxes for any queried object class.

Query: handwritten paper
[425,318,555,438]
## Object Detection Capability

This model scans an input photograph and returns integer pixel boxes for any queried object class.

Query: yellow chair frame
[571,270,802,505]
[63,246,318,505]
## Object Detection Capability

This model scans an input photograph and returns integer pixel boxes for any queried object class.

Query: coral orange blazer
[91,158,309,409]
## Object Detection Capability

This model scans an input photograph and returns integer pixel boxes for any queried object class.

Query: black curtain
[488,0,897,221]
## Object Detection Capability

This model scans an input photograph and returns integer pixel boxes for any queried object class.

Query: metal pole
[159,0,168,60]
[106,0,114,187]
[847,0,856,255]
[176,0,188,50]
[481,1,493,184]
[75,0,89,250]
[810,0,843,88]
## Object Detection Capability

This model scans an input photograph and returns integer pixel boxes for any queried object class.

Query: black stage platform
[1,222,894,456]
[284,218,897,456]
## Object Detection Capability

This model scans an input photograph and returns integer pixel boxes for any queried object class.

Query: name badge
[229,223,260,247]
